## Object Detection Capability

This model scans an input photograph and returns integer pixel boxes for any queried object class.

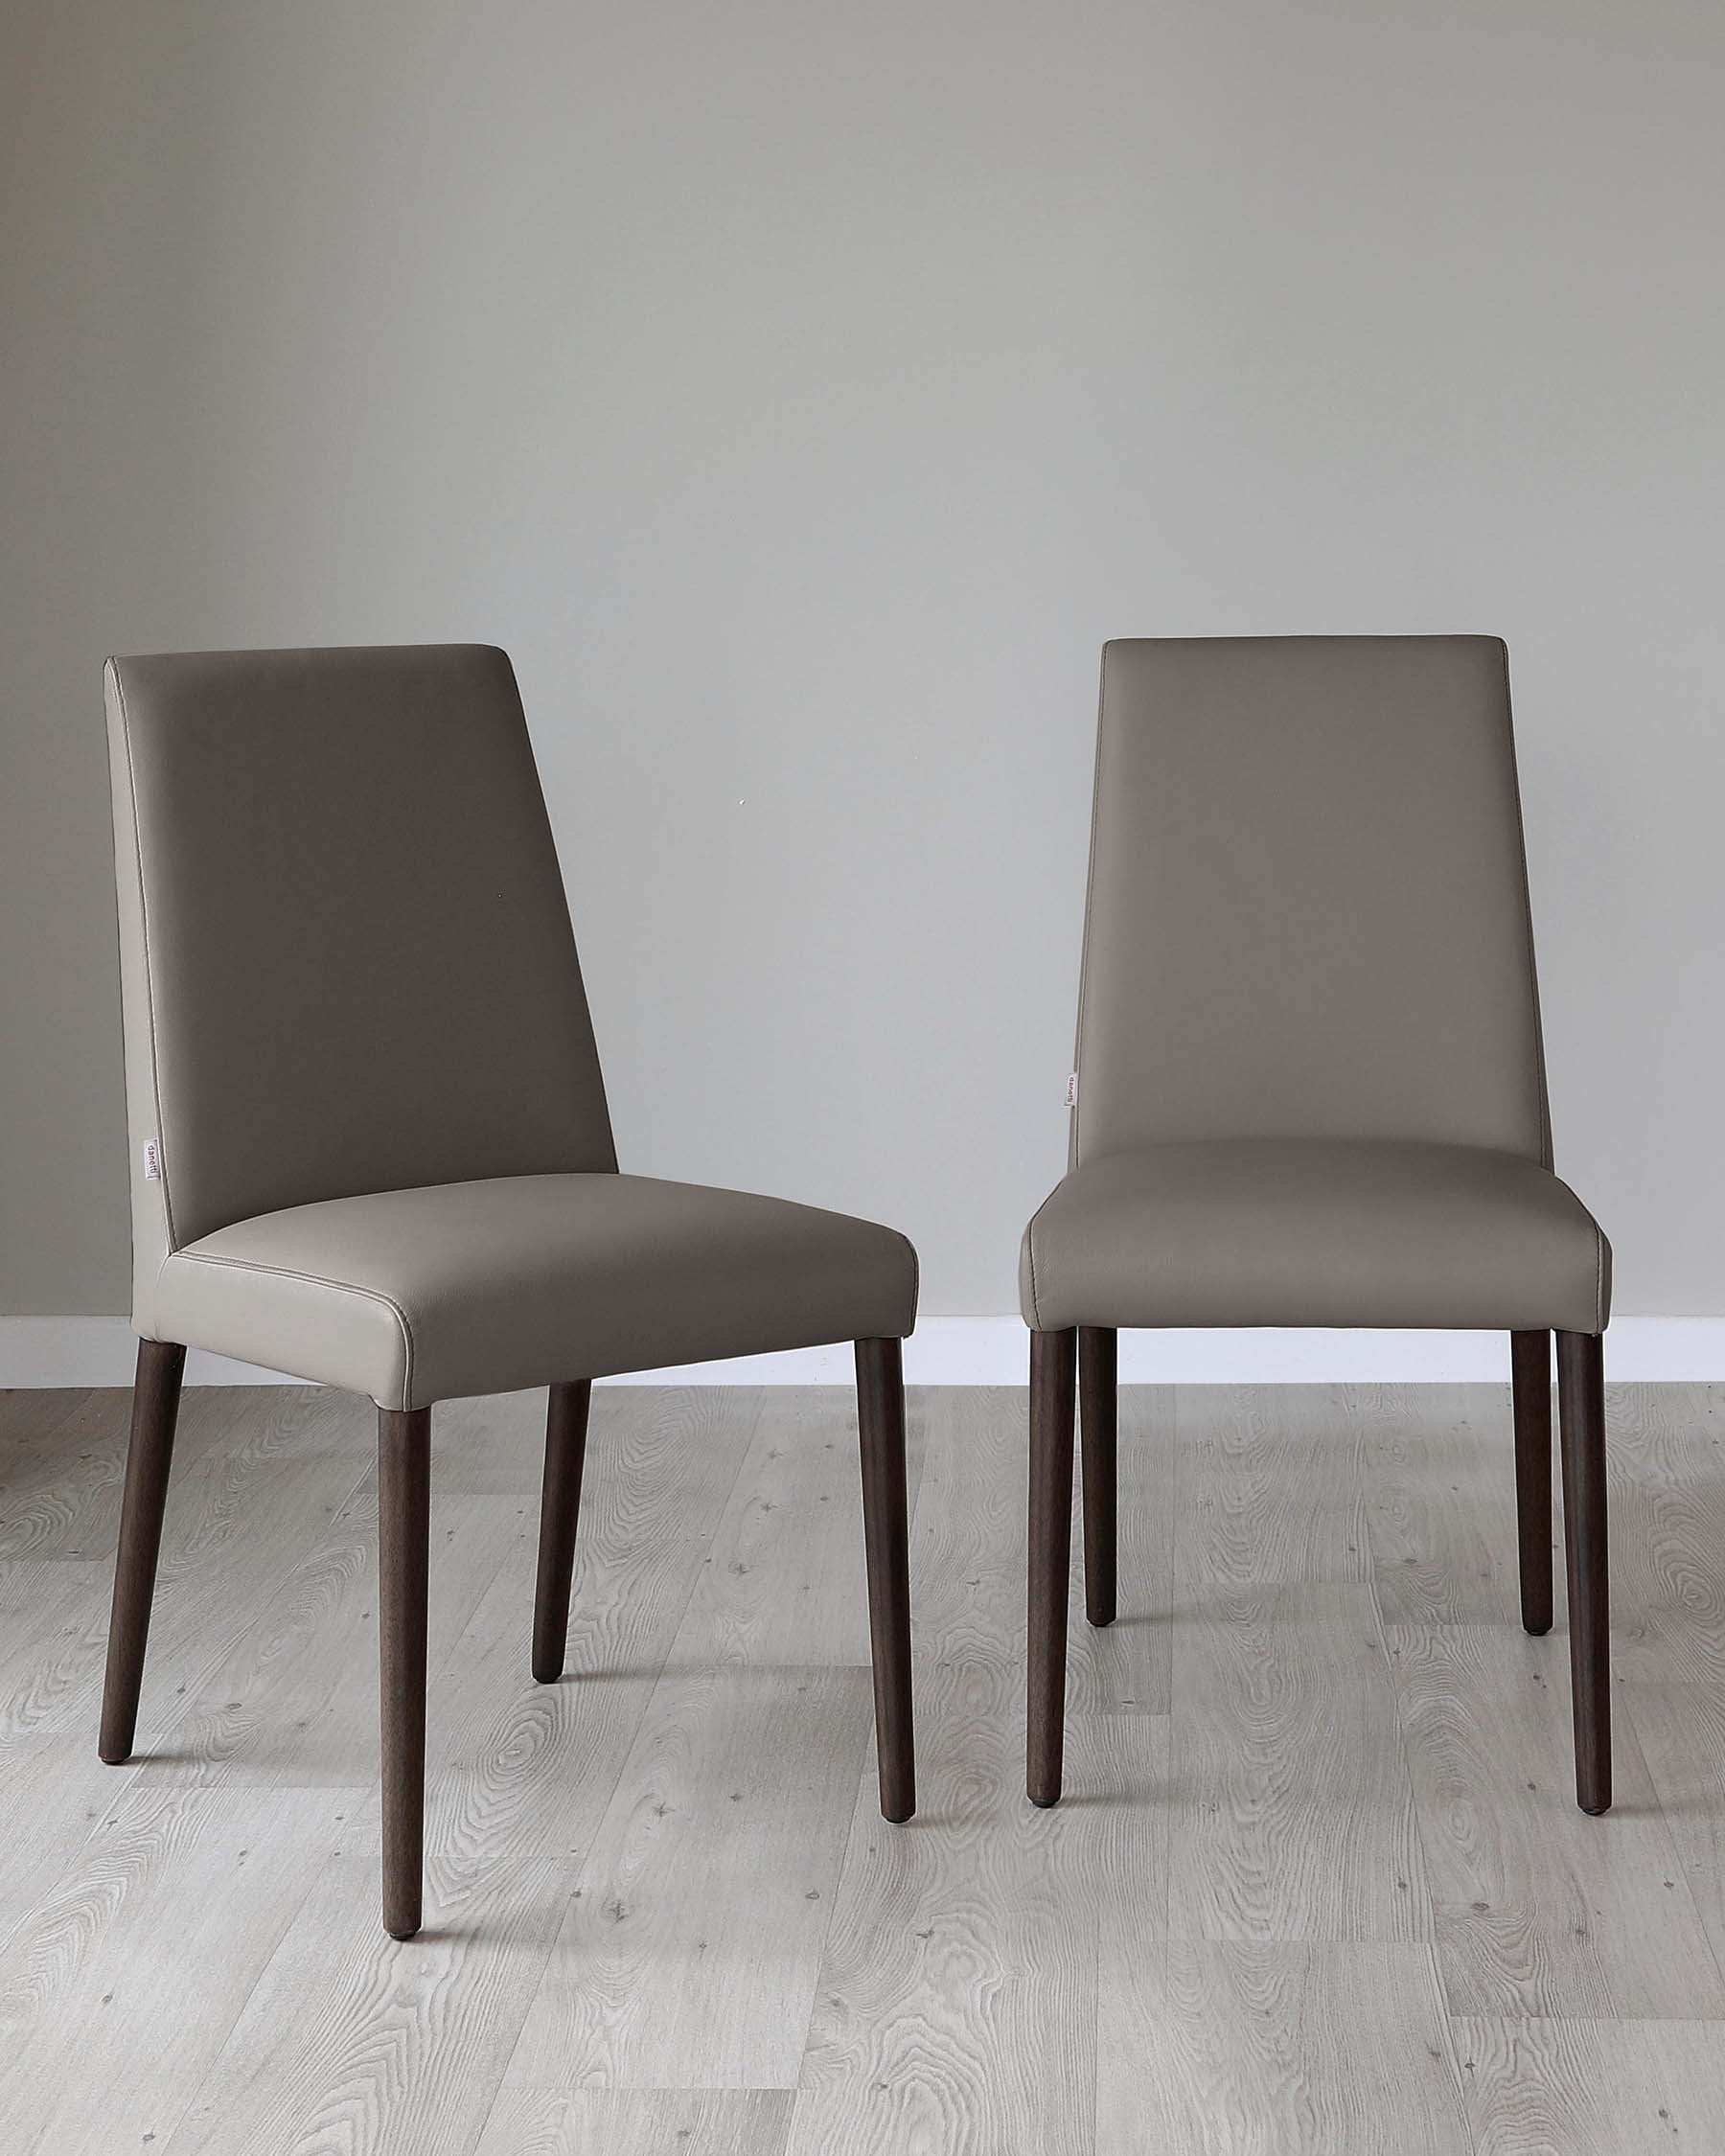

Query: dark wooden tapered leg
[1078,1326,1117,1628]
[855,1338,915,1823]
[99,1339,187,1764]
[1027,1327,1077,1807]
[532,1381,593,1683]
[1556,1331,1610,1815]
[1510,1329,1553,1636]
[379,1406,431,1938]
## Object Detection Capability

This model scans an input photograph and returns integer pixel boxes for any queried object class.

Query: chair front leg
[1027,1326,1077,1806]
[100,1339,187,1763]
[532,1381,593,1682]
[1078,1326,1118,1628]
[1555,1331,1610,1814]
[854,1337,915,1823]
[1510,1329,1553,1636]
[378,1406,431,1938]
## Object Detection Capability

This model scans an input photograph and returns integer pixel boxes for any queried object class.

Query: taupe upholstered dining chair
[1021,636,1611,1815]
[103,644,917,1938]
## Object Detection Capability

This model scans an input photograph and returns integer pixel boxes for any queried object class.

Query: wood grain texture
[474,2088,794,2156]
[0,1778,346,2154]
[1390,1623,1723,2018]
[1098,1943,1471,2156]
[0,1553,112,1741]
[162,1390,762,2156]
[1454,2017,1725,2155]
[504,1667,873,2090]
[1603,1384,1725,1686]
[790,1662,1166,2156]
[3,1378,1724,2155]
[672,1385,925,1669]
[1167,1581,1431,1943]
[156,1482,533,1789]
[0,1388,127,1561]
[1179,1385,1373,1590]
[1356,1382,1523,1630]
[1620,1678,1725,1981]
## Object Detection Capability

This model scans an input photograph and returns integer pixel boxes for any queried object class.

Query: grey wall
[5,0,1722,1319]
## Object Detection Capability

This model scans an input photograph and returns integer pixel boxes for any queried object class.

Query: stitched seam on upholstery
[172,1250,416,1404]
[114,666,179,1254]
[1069,648,1110,1172]
[1499,640,1553,1170]
[900,1230,921,1336]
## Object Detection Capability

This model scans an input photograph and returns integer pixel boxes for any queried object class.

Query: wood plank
[0,1387,128,1562]
[4,1390,378,1742]
[0,1778,346,2155]
[909,1384,1172,1715]
[670,1386,927,1668]
[160,1388,765,2154]
[504,1666,873,2090]
[788,1663,1164,2156]
[425,1386,559,1494]
[1097,1942,1471,2156]
[0,1553,114,1740]
[0,1737,146,1940]
[1391,1621,1725,2017]
[155,1481,533,1788]
[1075,1383,1175,1713]
[160,1613,655,2154]
[1355,1381,1524,1628]
[1455,2017,1725,2155]
[1605,1384,1725,1686]
[1623,1679,1725,1980]
[2,1381,1723,2151]
[556,1389,769,1678]
[474,2089,794,2156]
[1177,1386,1372,1592]
[1166,1582,1430,1942]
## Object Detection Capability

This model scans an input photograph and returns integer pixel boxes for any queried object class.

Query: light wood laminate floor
[2,1378,1722,2154]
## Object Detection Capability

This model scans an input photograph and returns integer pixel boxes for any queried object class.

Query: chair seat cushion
[155,1173,918,1409]
[1020,1140,1609,1335]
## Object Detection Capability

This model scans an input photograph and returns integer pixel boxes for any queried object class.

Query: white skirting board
[2,1314,1723,1388]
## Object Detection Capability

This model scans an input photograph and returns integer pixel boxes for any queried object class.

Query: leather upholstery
[1022,1140,1607,1334]
[106,646,616,1336]
[106,647,916,1403]
[155,1174,917,1410]
[1023,637,1609,1334]
[1070,636,1550,1165]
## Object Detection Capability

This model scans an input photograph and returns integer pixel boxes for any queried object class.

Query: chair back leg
[532,1381,593,1682]
[1078,1326,1118,1628]
[99,1339,187,1763]
[1510,1329,1553,1635]
[855,1338,915,1823]
[1555,1330,1611,1814]
[1027,1327,1077,1806]
[378,1406,431,1938]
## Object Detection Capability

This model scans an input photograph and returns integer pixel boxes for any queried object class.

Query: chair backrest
[105,645,615,1321]
[1070,635,1552,1168]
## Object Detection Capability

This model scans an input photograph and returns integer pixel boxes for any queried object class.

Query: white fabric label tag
[1064,1072,1078,1109]
[142,1138,162,1182]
